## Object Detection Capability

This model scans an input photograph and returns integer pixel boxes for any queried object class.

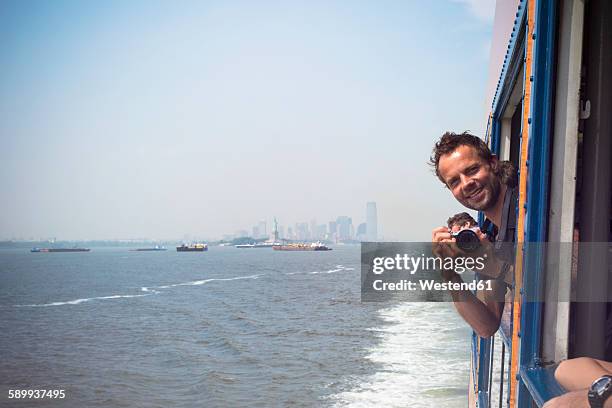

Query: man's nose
[460,175,477,191]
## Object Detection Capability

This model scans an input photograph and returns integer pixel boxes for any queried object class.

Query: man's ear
[490,154,499,171]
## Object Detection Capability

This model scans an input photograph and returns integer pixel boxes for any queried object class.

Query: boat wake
[14,265,354,308]
[156,274,261,289]
[328,303,470,408]
[13,274,262,308]
[14,293,150,308]
[286,265,356,275]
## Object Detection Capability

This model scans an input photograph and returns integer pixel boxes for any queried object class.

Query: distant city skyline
[225,203,380,242]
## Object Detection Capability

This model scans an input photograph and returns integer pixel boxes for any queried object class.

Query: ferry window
[508,100,521,169]
[498,65,524,170]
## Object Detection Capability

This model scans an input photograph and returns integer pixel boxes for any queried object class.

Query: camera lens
[455,229,480,252]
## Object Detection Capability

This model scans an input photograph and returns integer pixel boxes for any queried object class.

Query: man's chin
[463,195,493,211]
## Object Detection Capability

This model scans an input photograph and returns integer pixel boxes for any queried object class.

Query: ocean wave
[310,266,355,274]
[140,287,161,294]
[15,293,150,308]
[287,265,356,275]
[14,274,262,308]
[156,274,260,289]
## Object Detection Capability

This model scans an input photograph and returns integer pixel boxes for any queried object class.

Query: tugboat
[235,242,278,248]
[272,241,332,251]
[131,245,167,251]
[176,243,208,252]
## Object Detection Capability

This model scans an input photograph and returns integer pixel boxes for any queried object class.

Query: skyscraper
[328,221,337,242]
[296,222,309,241]
[258,220,267,239]
[336,216,353,241]
[310,219,318,240]
[366,202,378,241]
[356,223,367,241]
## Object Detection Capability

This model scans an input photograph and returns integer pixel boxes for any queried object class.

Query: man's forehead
[445,145,481,160]
[439,146,484,176]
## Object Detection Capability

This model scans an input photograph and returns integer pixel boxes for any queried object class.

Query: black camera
[451,228,481,252]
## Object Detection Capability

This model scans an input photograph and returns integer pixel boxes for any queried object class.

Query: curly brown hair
[447,212,478,229]
[430,131,517,188]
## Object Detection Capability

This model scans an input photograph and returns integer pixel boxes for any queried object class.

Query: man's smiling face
[438,145,501,211]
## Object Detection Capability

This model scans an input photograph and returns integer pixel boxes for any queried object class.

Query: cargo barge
[176,243,208,252]
[235,242,278,248]
[131,246,167,251]
[272,242,331,251]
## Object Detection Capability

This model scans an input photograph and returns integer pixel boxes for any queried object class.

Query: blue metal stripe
[517,0,558,406]
[478,336,492,406]
[490,116,501,156]
[520,366,566,407]
[472,332,479,386]
[478,390,490,408]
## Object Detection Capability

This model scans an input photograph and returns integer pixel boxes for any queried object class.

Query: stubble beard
[461,180,500,211]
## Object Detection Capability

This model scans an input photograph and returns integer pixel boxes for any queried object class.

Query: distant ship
[235,242,279,249]
[31,248,90,253]
[131,246,167,252]
[272,242,332,251]
[176,243,208,252]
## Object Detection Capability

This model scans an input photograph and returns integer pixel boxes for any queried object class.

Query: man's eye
[467,166,479,175]
[448,180,458,188]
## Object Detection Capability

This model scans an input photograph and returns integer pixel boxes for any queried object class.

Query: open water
[0,245,471,407]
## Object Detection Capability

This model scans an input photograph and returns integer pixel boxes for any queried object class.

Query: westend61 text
[371,253,487,275]
[372,279,493,292]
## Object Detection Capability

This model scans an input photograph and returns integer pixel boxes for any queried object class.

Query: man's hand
[543,391,589,408]
[431,226,462,281]
[431,226,462,257]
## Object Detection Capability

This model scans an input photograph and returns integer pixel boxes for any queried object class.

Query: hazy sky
[0,0,495,241]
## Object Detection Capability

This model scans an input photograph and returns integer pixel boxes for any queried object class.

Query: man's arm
[543,389,612,408]
[446,273,505,338]
[432,226,506,337]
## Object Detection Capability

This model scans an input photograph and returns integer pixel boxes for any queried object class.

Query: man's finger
[433,230,452,242]
[431,226,449,241]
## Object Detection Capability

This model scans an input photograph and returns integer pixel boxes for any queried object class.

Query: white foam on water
[156,274,260,289]
[287,265,356,275]
[310,268,343,274]
[329,303,470,408]
[311,265,355,274]
[140,287,161,294]
[15,293,150,308]
[14,275,261,308]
